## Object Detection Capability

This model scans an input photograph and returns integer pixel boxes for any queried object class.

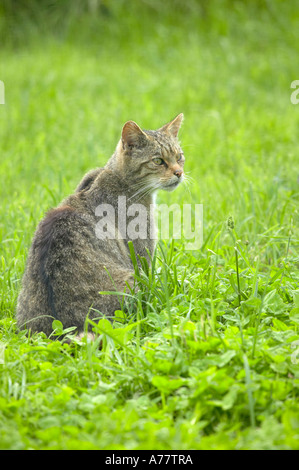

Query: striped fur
[16,114,185,337]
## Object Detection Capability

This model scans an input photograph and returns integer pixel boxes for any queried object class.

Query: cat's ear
[121,121,149,149]
[159,113,184,138]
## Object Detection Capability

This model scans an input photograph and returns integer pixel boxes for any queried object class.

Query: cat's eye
[153,157,164,165]
[177,153,184,162]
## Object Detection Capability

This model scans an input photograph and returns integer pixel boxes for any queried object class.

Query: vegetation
[0,0,299,449]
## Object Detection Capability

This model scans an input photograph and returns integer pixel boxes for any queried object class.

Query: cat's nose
[174,169,183,178]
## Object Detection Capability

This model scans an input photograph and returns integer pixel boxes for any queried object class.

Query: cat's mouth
[162,178,182,192]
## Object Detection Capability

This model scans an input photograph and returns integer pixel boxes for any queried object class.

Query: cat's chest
[114,195,155,241]
[93,194,156,259]
[120,198,156,258]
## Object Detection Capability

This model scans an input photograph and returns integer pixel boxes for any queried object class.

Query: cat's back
[16,204,94,333]
[16,193,133,335]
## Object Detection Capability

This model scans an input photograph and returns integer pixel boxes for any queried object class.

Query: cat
[16,113,185,337]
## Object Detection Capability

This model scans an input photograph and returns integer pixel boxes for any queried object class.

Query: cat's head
[115,114,185,196]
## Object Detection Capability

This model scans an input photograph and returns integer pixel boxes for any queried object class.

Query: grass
[0,0,299,450]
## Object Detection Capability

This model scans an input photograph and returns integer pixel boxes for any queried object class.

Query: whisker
[183,181,192,197]
[183,176,194,187]
[129,179,160,201]
[183,172,194,183]
[181,173,195,197]
[134,181,162,202]
[138,183,161,201]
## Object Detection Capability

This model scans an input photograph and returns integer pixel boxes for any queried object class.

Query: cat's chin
[162,180,181,192]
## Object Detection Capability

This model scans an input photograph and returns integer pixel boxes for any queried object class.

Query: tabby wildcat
[16,113,185,337]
